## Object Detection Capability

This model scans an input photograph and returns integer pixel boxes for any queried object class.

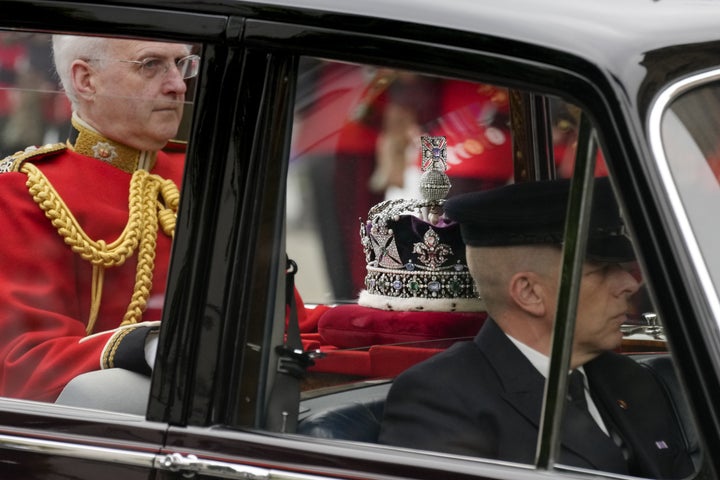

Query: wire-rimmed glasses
[90,54,201,80]
[121,54,200,80]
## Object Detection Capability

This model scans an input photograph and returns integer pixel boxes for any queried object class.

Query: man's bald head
[466,244,561,321]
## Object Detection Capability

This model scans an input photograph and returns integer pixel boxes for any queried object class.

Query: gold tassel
[86,264,105,335]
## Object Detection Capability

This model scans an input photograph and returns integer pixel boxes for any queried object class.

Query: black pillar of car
[535,114,598,469]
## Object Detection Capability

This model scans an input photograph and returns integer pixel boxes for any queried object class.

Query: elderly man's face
[82,40,190,151]
[572,261,640,359]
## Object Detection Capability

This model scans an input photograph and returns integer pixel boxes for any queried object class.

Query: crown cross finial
[421,135,448,171]
[419,136,451,202]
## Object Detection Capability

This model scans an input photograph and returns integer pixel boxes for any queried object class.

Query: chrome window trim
[647,68,720,353]
[0,432,156,468]
[0,432,343,479]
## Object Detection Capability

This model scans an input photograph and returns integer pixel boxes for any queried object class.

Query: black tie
[568,369,589,411]
[568,369,627,452]
[565,370,629,474]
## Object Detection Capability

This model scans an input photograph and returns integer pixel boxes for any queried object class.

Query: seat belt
[264,256,314,433]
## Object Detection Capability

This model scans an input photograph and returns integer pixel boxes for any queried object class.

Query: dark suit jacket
[378,318,693,478]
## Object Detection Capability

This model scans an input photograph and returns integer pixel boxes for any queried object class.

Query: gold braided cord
[120,173,160,327]
[23,162,142,267]
[20,162,179,334]
[157,178,179,237]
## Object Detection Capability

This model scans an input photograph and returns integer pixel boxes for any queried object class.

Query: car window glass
[287,57,700,478]
[660,80,720,296]
[288,58,515,390]
[0,30,197,414]
[289,58,514,304]
[286,57,600,397]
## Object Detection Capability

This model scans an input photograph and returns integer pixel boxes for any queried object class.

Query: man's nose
[614,265,640,296]
[164,65,188,94]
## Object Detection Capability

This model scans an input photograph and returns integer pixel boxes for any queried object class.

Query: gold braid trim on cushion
[20,162,179,334]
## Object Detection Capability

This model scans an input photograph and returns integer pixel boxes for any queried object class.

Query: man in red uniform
[0,34,198,402]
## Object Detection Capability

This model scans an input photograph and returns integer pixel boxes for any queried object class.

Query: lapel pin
[617,399,629,410]
[655,440,669,450]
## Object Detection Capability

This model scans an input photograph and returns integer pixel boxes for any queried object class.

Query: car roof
[200,0,718,122]
[235,0,720,53]
[105,0,720,80]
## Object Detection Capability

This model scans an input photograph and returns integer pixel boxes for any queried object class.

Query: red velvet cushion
[318,304,486,349]
[308,345,444,377]
[310,349,372,376]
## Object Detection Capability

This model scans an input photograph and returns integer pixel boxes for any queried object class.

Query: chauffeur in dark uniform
[0,34,198,402]
[379,178,695,478]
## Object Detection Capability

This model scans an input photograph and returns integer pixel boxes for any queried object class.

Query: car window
[286,57,643,390]
[0,30,197,413]
[656,77,720,302]
[287,57,700,478]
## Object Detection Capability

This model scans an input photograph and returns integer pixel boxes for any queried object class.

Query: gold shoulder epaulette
[0,143,67,174]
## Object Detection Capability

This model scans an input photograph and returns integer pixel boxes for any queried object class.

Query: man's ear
[508,272,547,317]
[71,60,96,100]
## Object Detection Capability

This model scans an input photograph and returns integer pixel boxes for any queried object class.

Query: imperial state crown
[358,136,484,312]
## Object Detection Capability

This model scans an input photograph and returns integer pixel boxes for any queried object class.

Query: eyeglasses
[121,54,200,80]
[91,54,201,80]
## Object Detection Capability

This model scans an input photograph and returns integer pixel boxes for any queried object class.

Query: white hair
[52,34,110,110]
[52,35,194,110]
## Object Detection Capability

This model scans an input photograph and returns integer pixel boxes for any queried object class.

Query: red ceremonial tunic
[0,136,183,402]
